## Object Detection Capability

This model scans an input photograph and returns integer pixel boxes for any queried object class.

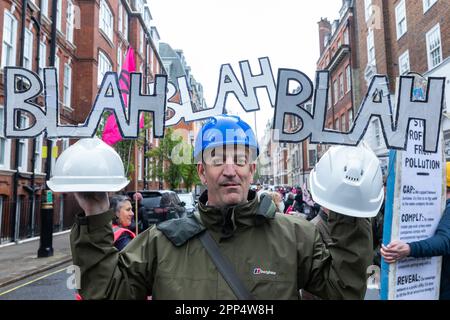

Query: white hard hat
[47,137,129,192]
[309,143,384,218]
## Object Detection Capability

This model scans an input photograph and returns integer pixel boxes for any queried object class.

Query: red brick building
[0,0,167,243]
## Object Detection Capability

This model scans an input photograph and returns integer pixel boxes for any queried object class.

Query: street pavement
[0,231,73,290]
[0,262,75,300]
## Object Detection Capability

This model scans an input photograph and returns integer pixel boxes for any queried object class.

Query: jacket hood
[198,189,276,239]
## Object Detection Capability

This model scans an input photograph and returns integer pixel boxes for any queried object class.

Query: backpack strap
[198,230,255,300]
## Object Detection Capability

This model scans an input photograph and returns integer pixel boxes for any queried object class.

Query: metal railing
[0,196,78,245]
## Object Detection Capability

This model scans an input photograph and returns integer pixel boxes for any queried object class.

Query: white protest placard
[383,120,445,300]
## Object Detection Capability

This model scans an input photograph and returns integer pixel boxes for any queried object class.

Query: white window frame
[398,50,410,75]
[423,0,438,13]
[364,0,373,22]
[117,46,122,70]
[123,9,128,42]
[339,73,344,99]
[98,51,112,85]
[34,134,43,173]
[140,28,144,54]
[345,65,351,93]
[118,2,123,35]
[66,0,74,43]
[56,0,62,32]
[349,109,354,127]
[395,0,407,40]
[344,28,349,45]
[367,28,376,66]
[0,106,12,170]
[38,41,47,78]
[1,11,18,69]
[24,29,33,70]
[99,0,114,42]
[63,63,72,107]
[333,80,338,105]
[41,0,49,18]
[17,115,29,172]
[426,24,442,70]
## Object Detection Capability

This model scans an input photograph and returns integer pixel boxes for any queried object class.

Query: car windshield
[141,196,162,208]
[178,194,194,206]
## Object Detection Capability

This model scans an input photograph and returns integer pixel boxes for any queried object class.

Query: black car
[128,190,186,227]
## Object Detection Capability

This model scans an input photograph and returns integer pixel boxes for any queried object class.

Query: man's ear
[197,163,207,185]
[249,163,256,184]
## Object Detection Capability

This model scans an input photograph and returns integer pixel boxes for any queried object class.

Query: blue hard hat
[194,115,259,162]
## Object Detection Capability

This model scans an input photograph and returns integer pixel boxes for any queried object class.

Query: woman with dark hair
[110,195,136,251]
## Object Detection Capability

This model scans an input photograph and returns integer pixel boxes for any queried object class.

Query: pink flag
[102,47,144,146]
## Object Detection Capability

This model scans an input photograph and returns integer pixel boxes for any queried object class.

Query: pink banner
[102,47,144,146]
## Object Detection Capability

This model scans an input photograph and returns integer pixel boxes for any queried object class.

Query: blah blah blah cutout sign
[3,57,446,153]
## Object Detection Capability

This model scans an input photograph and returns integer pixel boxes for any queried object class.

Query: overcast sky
[150,0,343,139]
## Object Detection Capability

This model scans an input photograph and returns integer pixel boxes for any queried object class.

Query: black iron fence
[0,195,79,245]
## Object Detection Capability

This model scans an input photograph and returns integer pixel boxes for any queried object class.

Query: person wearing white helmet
[60,116,380,300]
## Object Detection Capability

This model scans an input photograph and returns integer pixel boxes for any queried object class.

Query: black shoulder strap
[198,231,255,300]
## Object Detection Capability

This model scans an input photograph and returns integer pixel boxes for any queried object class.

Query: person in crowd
[68,115,377,300]
[270,191,285,213]
[381,162,450,300]
[109,195,136,251]
[284,193,295,213]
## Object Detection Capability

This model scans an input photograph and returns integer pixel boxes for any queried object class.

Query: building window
[24,29,33,70]
[0,106,12,169]
[395,0,407,39]
[345,65,351,93]
[56,0,62,32]
[66,0,74,43]
[41,0,49,17]
[367,28,376,66]
[34,134,43,173]
[339,73,344,98]
[38,41,47,78]
[344,28,349,45]
[117,47,122,70]
[333,80,338,105]
[63,64,72,107]
[18,115,29,172]
[423,0,438,13]
[426,24,442,70]
[1,11,18,68]
[123,10,128,42]
[364,0,373,22]
[140,28,144,54]
[99,0,114,41]
[349,109,354,128]
[398,50,410,75]
[118,2,123,34]
[98,51,112,85]
[308,149,316,168]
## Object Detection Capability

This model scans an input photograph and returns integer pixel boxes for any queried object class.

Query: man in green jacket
[66,115,382,300]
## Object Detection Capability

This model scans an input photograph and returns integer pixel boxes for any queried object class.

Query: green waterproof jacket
[70,190,372,300]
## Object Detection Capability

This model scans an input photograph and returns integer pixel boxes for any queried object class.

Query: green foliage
[146,128,200,191]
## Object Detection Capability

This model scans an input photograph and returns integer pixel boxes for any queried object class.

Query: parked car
[177,192,197,215]
[127,190,186,226]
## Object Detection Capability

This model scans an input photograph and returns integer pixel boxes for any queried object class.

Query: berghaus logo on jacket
[253,267,277,275]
